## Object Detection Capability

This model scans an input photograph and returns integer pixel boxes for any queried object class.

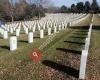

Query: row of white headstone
[0,14,86,35]
[9,16,87,51]
[0,14,88,51]
[79,23,93,79]
[0,14,82,30]
[71,14,89,26]
[9,25,67,51]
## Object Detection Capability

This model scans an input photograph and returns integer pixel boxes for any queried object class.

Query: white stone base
[48,28,51,35]
[16,29,20,36]
[40,30,44,38]
[10,36,17,51]
[28,32,33,43]
[79,50,88,79]
[3,31,8,39]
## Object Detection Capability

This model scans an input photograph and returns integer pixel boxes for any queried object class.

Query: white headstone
[28,32,33,43]
[3,31,8,39]
[1,29,4,35]
[58,25,61,31]
[54,26,57,33]
[65,23,67,28]
[48,28,51,35]
[43,25,46,30]
[16,29,20,36]
[62,24,64,29]
[69,22,71,27]
[84,38,90,50]
[10,36,17,51]
[79,50,88,79]
[10,28,13,34]
[38,25,41,31]
[25,28,28,34]
[40,30,44,38]
[33,27,36,32]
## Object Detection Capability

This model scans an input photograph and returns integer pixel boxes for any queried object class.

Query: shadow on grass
[69,36,86,39]
[73,33,87,36]
[69,26,89,30]
[42,60,79,78]
[44,32,48,35]
[0,37,3,39]
[0,45,10,50]
[75,30,88,32]
[18,40,28,43]
[56,48,81,55]
[92,26,100,30]
[20,32,25,34]
[51,30,54,33]
[64,41,85,45]
[34,36,40,39]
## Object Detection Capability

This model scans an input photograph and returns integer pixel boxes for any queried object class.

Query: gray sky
[14,0,100,7]
[51,0,100,7]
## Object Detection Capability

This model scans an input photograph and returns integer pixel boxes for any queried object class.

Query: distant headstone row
[98,14,100,16]
[0,13,87,51]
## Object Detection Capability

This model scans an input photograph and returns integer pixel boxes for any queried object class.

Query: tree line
[0,0,100,22]
[60,0,100,13]
[0,0,46,22]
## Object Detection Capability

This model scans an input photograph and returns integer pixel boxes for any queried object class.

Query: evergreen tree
[60,5,68,13]
[76,2,84,13]
[71,4,76,13]
[91,0,99,13]
[84,1,91,13]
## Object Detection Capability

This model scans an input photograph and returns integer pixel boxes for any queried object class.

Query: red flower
[29,48,42,62]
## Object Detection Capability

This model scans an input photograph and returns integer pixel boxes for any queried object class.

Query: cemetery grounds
[0,14,100,80]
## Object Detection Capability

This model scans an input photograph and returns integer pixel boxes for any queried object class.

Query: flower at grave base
[29,48,42,62]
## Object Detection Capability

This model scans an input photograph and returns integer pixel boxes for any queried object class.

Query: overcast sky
[14,0,100,7]
[51,0,100,7]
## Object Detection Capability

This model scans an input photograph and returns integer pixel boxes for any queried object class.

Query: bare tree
[0,0,13,21]
[9,0,14,23]
[34,0,50,19]
[14,0,28,17]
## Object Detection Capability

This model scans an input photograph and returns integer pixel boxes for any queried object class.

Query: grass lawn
[0,14,100,80]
